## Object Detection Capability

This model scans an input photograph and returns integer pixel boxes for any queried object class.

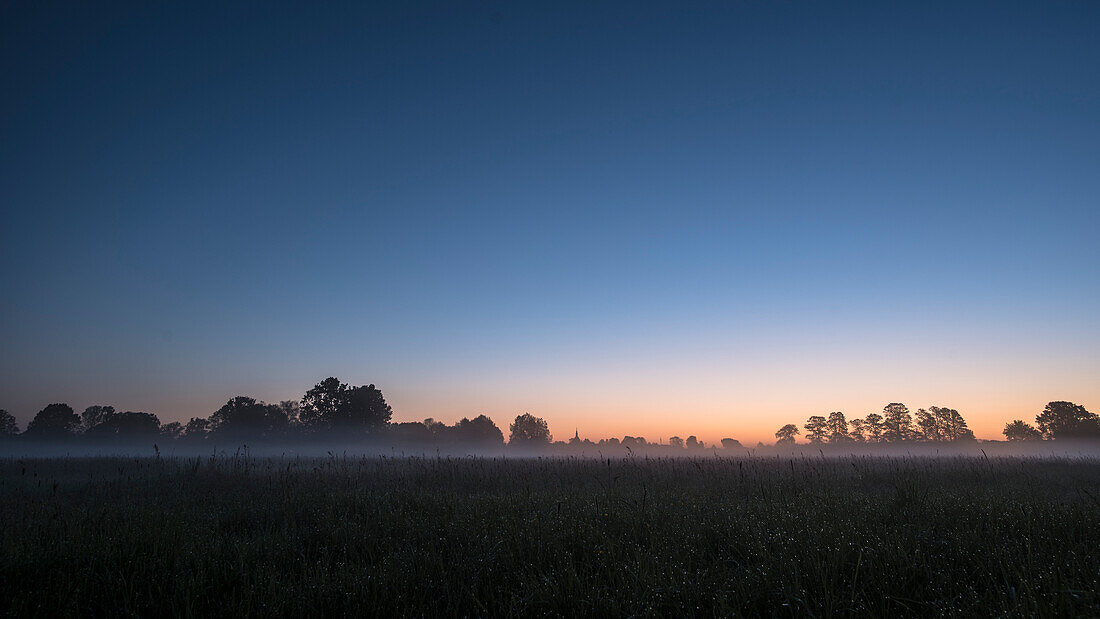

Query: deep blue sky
[2,1,1098,440]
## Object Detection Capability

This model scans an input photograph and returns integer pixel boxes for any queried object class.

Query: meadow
[2,454,1099,616]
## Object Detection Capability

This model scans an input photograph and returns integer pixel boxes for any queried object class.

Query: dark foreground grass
[2,455,1099,617]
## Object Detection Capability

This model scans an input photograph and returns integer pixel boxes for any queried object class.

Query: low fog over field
[3,379,1098,459]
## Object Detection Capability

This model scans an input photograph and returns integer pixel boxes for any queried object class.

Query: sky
[1,1,1098,444]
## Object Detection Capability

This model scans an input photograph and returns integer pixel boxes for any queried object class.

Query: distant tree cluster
[2,387,1095,450]
[0,377,397,445]
[1003,401,1100,441]
[790,403,977,444]
[780,403,979,445]
[772,401,1096,446]
[390,414,505,447]
[1,375,758,452]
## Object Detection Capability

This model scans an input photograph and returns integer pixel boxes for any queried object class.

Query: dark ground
[2,454,1098,616]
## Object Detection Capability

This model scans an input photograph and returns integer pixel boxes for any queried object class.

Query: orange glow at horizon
[380,360,1099,445]
[362,310,1100,445]
[26,314,1095,447]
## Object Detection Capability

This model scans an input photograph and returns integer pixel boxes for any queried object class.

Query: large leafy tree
[342,383,392,430]
[775,423,799,445]
[804,415,828,443]
[1003,420,1042,441]
[848,418,866,442]
[933,406,974,441]
[81,405,116,433]
[827,412,851,443]
[0,409,19,437]
[453,415,504,446]
[508,413,551,446]
[299,377,345,427]
[25,403,80,438]
[915,408,941,441]
[862,413,884,442]
[915,406,974,442]
[1035,401,1100,440]
[184,417,210,440]
[300,377,392,434]
[881,403,913,442]
[86,412,161,439]
[209,396,288,439]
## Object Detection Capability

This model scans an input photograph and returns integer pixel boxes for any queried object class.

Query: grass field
[2,454,1099,616]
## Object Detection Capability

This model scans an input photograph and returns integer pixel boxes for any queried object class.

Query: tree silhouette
[929,406,974,442]
[862,413,884,442]
[827,412,851,443]
[421,418,448,438]
[509,413,551,446]
[342,384,393,431]
[183,417,210,440]
[277,400,301,428]
[775,423,799,445]
[0,409,19,437]
[915,408,941,442]
[209,396,287,439]
[25,403,80,438]
[848,418,866,442]
[804,415,828,443]
[11,378,1097,448]
[881,403,912,442]
[160,421,184,440]
[81,405,116,433]
[300,377,392,434]
[1003,419,1042,441]
[389,421,433,442]
[453,415,504,446]
[915,406,974,442]
[86,411,161,439]
[299,377,345,429]
[1035,401,1100,440]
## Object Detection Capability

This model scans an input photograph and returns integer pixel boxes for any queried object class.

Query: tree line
[0,378,547,449]
[0,381,735,452]
[773,401,1099,444]
[0,378,1095,448]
